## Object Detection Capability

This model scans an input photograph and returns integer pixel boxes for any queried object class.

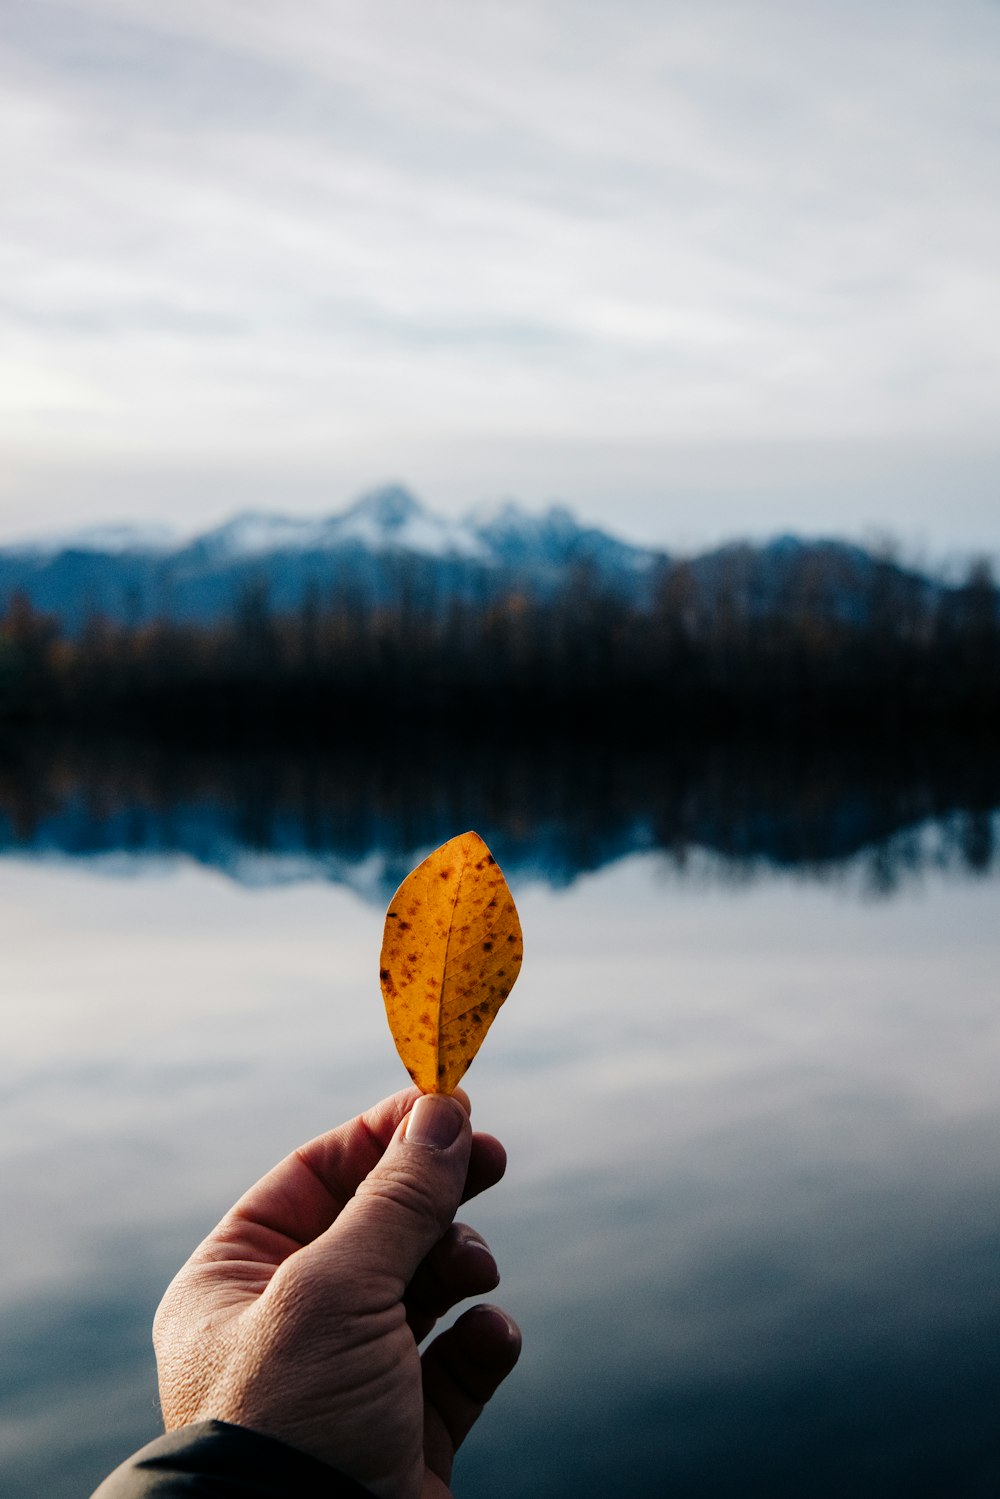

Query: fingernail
[459,1234,500,1284]
[406,1094,464,1150]
[478,1305,520,1343]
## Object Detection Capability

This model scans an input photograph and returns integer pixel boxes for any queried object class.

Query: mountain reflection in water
[2,732,999,1499]
[0,735,997,896]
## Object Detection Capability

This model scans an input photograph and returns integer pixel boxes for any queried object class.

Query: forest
[1,551,997,745]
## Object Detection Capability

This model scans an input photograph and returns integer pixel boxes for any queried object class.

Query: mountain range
[0,483,934,631]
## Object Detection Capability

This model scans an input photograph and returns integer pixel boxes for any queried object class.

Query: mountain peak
[336,485,485,559]
[468,498,575,542]
[344,484,424,532]
[466,497,529,529]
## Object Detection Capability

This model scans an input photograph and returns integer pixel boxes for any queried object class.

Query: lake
[1,738,998,1498]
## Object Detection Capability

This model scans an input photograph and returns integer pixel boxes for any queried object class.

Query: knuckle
[358,1162,450,1235]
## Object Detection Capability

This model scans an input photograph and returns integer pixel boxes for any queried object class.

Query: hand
[152,1087,521,1499]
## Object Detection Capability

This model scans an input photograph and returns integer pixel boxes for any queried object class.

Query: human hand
[152,1088,521,1499]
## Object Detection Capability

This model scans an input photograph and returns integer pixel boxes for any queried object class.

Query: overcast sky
[2,0,999,560]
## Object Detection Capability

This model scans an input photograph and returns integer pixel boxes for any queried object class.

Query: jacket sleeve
[90,1420,377,1498]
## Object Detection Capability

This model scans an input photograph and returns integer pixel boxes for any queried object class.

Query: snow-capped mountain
[184,485,654,569]
[191,486,488,563]
[0,485,663,630]
[0,482,945,634]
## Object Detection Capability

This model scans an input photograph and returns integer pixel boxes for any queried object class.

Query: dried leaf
[379,830,523,1094]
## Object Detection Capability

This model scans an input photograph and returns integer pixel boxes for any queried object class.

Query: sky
[1,0,999,563]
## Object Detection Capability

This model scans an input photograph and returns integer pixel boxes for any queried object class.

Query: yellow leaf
[379,830,523,1094]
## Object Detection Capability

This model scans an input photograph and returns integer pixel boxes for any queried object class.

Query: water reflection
[1,736,999,1499]
[463,1143,1000,1499]
[1,734,998,895]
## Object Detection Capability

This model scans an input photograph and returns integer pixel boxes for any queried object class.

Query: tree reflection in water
[0,732,996,897]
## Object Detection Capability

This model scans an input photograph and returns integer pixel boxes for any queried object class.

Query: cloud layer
[2,0,999,554]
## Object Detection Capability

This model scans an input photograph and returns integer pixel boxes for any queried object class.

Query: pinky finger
[421,1304,522,1486]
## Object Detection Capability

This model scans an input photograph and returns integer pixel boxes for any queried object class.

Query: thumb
[323,1094,472,1290]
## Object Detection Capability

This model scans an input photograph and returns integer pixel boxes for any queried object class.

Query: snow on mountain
[334,485,486,560]
[9,520,179,557]
[1,485,652,572]
[183,487,645,569]
[469,498,660,575]
[193,487,487,563]
[469,498,579,542]
[197,511,337,560]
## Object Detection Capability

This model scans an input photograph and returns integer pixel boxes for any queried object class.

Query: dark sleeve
[90,1420,377,1498]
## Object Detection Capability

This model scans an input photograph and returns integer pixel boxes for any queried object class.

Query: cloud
[1,0,999,552]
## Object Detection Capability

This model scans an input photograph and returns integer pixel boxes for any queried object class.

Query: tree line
[1,552,997,743]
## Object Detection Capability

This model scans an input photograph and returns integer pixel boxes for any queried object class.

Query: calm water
[1,743,998,1498]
